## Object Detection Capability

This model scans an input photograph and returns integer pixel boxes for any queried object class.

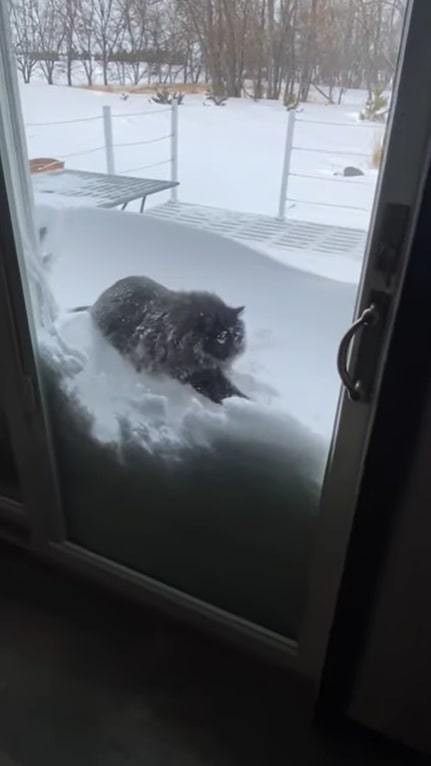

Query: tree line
[9,0,406,103]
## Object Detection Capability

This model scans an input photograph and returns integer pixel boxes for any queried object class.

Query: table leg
[121,202,128,211]
[140,196,147,213]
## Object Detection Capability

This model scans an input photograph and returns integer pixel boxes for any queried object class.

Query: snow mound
[54,310,324,483]
[34,204,356,487]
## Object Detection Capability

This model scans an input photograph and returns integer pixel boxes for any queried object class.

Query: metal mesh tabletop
[32,169,177,209]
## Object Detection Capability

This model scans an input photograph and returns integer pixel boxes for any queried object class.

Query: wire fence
[278,110,384,219]
[26,103,178,201]
[111,107,171,118]
[26,113,103,127]
[28,103,383,220]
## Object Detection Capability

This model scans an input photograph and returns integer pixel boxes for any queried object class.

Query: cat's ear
[233,306,245,316]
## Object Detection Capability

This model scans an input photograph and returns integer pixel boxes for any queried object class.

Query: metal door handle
[337,303,380,401]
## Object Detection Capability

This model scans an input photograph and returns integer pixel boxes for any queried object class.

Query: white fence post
[278,109,296,220]
[103,105,115,175]
[170,100,179,202]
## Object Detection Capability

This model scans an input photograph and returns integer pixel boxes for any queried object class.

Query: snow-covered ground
[22,83,383,238]
[38,203,355,448]
[22,83,374,479]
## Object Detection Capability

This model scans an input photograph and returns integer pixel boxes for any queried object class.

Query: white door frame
[299,0,431,685]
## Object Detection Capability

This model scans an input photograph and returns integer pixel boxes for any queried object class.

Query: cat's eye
[217,330,228,343]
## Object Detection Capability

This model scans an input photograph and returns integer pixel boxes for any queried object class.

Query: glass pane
[1,0,407,638]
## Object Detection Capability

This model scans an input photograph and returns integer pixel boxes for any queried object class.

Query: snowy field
[38,203,355,446]
[21,83,384,282]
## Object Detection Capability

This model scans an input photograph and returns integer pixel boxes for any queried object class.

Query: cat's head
[199,302,245,362]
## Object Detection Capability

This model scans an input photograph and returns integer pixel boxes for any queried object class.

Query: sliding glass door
[0,0,429,680]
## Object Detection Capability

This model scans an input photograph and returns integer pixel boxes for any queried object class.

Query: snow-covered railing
[105,103,178,202]
[277,110,383,220]
[26,102,179,202]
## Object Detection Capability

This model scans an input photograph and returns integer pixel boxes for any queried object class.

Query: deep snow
[22,83,383,236]
[22,80,370,479]
[37,203,355,455]
[30,203,356,638]
[19,83,367,636]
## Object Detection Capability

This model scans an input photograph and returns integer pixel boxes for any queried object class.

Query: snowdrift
[35,204,356,637]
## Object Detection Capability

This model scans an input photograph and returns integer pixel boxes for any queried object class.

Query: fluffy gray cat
[73,275,247,404]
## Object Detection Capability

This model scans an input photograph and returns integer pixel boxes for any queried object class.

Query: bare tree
[92,0,125,85]
[116,0,150,85]
[271,0,298,101]
[75,0,96,85]
[32,0,65,84]
[297,0,319,102]
[266,0,275,97]
[58,0,80,86]
[8,0,407,98]
[9,0,39,83]
[172,2,203,85]
[178,0,252,97]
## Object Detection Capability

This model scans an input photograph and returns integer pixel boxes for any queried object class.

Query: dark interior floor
[0,539,422,766]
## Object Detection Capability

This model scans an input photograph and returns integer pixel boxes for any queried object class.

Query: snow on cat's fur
[75,275,247,404]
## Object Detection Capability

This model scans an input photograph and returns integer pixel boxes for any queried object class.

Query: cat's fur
[74,276,247,404]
